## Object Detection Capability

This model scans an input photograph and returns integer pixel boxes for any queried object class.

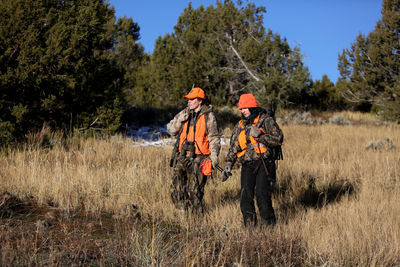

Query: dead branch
[229,44,261,82]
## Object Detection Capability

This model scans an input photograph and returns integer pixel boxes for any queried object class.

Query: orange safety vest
[179,114,210,156]
[237,115,267,158]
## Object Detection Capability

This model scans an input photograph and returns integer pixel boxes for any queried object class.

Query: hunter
[167,87,221,214]
[221,93,283,227]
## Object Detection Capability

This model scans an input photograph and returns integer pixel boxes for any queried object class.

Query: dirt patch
[0,192,142,265]
[0,192,305,266]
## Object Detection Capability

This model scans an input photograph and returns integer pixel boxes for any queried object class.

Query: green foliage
[106,16,147,106]
[95,97,125,133]
[0,0,141,144]
[215,106,241,129]
[381,79,400,121]
[11,104,29,124]
[337,0,400,121]
[0,121,15,146]
[310,75,346,110]
[134,1,312,109]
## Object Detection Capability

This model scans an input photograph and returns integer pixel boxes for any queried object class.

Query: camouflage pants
[171,157,208,214]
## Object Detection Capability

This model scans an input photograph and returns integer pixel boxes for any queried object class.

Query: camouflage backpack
[264,105,283,162]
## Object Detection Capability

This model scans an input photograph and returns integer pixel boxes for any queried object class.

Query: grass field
[1,113,399,266]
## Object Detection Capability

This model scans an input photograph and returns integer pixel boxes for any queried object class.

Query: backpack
[264,106,283,161]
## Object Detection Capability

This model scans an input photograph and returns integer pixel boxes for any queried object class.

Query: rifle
[169,100,193,168]
[265,99,277,120]
[169,137,180,167]
[214,164,233,182]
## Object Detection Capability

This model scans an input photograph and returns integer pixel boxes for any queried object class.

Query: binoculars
[181,141,196,159]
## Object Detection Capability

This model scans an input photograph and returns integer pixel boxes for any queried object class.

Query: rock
[365,137,395,151]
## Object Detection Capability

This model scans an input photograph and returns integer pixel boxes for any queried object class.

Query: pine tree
[337,0,400,121]
[137,1,312,108]
[311,75,345,110]
[107,16,146,106]
[0,0,140,144]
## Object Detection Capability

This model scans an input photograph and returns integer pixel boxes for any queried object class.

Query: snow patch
[129,124,229,147]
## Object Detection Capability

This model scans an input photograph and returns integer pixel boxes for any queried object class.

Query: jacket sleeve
[224,123,241,167]
[166,108,189,137]
[206,112,221,158]
[256,116,283,147]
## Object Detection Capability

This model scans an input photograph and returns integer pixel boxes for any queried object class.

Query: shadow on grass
[212,172,357,212]
[0,192,35,218]
[298,178,355,208]
[1,192,185,266]
[220,188,241,203]
[274,173,359,220]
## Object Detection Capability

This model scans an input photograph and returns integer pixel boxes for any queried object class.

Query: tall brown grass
[1,119,399,265]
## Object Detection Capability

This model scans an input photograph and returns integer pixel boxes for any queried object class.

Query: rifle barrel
[215,165,224,172]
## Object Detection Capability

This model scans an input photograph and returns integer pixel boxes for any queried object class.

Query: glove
[220,162,232,182]
[221,170,232,182]
[249,126,262,138]
[224,164,231,174]
[178,109,190,124]
[210,154,219,168]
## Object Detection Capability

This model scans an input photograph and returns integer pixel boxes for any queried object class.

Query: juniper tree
[0,0,142,144]
[337,0,400,121]
[311,75,345,111]
[135,0,311,108]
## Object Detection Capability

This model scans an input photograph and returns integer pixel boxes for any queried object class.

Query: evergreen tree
[0,0,140,144]
[311,75,345,110]
[107,16,147,106]
[337,0,400,121]
[136,0,312,108]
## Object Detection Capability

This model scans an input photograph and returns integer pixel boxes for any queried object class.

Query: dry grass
[279,123,400,266]
[1,119,400,265]
[337,110,378,122]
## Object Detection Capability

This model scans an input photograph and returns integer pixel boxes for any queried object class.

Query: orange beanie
[238,94,258,109]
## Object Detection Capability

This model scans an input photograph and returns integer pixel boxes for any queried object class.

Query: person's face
[240,108,251,117]
[188,98,202,111]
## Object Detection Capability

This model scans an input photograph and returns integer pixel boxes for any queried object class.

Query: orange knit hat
[238,93,258,109]
[184,87,206,99]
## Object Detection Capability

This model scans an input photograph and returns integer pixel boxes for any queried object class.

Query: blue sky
[108,0,382,82]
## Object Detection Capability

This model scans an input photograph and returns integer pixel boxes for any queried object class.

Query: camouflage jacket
[167,105,221,159]
[225,109,283,167]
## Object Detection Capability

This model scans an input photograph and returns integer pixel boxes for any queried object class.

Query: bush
[122,106,181,128]
[0,121,15,147]
[215,106,241,130]
[328,115,351,125]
